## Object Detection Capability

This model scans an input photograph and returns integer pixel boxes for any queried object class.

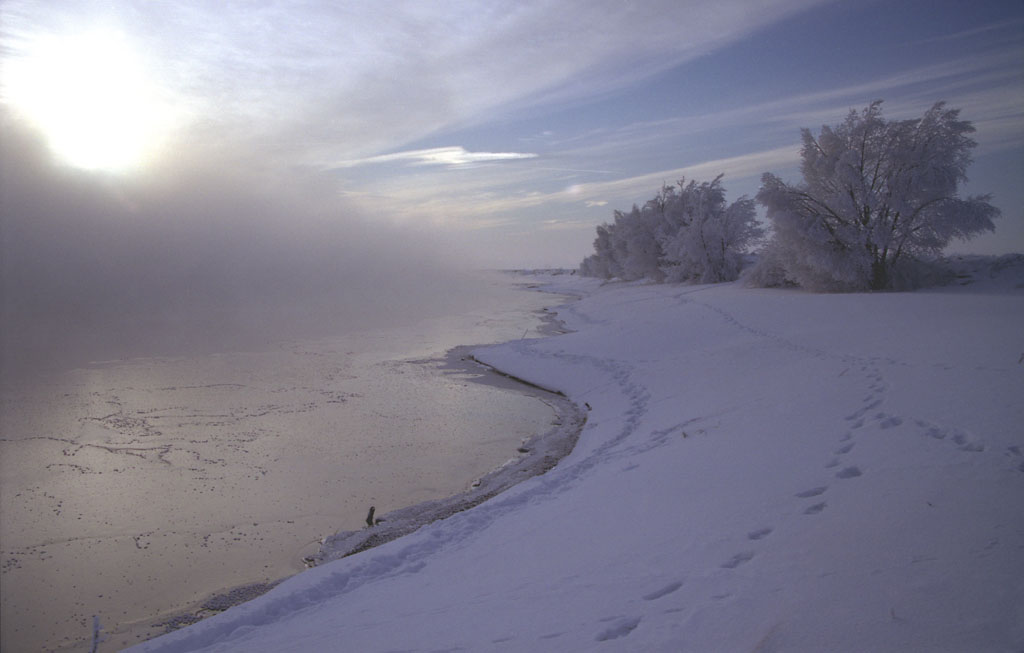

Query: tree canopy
[754,101,999,291]
[580,175,762,284]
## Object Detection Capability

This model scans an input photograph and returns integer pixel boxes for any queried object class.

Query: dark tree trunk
[870,257,889,291]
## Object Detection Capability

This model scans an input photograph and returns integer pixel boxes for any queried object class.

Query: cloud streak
[332,146,538,169]
[1,0,829,165]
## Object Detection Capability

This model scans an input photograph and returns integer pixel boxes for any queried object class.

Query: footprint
[835,443,855,455]
[595,616,641,641]
[824,458,840,469]
[917,421,986,452]
[643,581,683,601]
[748,527,773,541]
[794,486,828,498]
[804,502,826,515]
[879,416,903,429]
[836,466,862,479]
[720,551,755,569]
[952,432,985,452]
[919,422,946,439]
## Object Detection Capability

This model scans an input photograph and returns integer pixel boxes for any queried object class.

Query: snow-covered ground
[131,257,1024,652]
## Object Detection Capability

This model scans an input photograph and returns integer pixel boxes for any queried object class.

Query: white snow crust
[130,259,1024,652]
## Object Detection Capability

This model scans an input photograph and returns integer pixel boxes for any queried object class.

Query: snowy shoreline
[132,262,1024,652]
[312,349,586,564]
[135,306,588,643]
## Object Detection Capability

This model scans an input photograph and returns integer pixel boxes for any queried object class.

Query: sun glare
[3,30,175,173]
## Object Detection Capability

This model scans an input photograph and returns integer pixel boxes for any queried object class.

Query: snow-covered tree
[754,101,999,291]
[614,205,664,282]
[579,176,760,284]
[580,223,620,279]
[659,176,762,283]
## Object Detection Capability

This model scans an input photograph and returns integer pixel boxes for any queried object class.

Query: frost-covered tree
[754,101,999,291]
[579,175,760,284]
[659,175,762,283]
[614,205,665,282]
[580,223,620,279]
[581,206,663,282]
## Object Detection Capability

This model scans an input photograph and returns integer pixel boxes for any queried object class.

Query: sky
[1,0,1023,370]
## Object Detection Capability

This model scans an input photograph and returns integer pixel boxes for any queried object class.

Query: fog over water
[3,114,570,650]
[2,115,570,650]
[2,114,491,381]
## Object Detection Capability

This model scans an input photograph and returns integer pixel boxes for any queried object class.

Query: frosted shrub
[580,175,761,284]
[658,176,762,283]
[753,101,999,291]
[615,205,665,282]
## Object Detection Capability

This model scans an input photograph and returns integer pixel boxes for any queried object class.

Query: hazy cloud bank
[0,117,490,379]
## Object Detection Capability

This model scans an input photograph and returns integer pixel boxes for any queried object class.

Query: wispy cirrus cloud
[336,143,801,229]
[332,146,537,169]
[564,144,802,205]
[1,0,831,165]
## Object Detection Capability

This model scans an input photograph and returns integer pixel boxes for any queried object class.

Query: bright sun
[3,30,175,173]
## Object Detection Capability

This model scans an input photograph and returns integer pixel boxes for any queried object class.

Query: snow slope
[131,260,1024,652]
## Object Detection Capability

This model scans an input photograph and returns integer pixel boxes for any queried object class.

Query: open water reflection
[0,274,563,652]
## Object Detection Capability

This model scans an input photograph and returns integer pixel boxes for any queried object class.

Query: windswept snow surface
[132,264,1024,652]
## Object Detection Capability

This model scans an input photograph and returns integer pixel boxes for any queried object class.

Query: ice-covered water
[0,273,563,652]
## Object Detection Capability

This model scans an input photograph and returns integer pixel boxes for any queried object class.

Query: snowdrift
[132,257,1024,652]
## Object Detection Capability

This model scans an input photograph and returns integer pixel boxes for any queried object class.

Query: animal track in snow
[748,527,773,540]
[879,415,903,429]
[1007,447,1024,473]
[834,442,855,455]
[804,502,826,515]
[720,551,755,568]
[915,420,986,452]
[794,486,828,498]
[836,466,862,479]
[951,432,984,452]
[595,616,641,641]
[643,580,683,601]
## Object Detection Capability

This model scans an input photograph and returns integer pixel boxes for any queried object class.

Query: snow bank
[131,261,1024,652]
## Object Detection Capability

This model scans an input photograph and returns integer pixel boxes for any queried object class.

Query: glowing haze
[3,29,178,172]
[1,0,1022,371]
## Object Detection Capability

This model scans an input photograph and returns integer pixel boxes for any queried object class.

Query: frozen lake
[0,272,564,652]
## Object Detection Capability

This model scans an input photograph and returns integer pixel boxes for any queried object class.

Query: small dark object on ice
[365,506,385,527]
[585,402,592,411]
